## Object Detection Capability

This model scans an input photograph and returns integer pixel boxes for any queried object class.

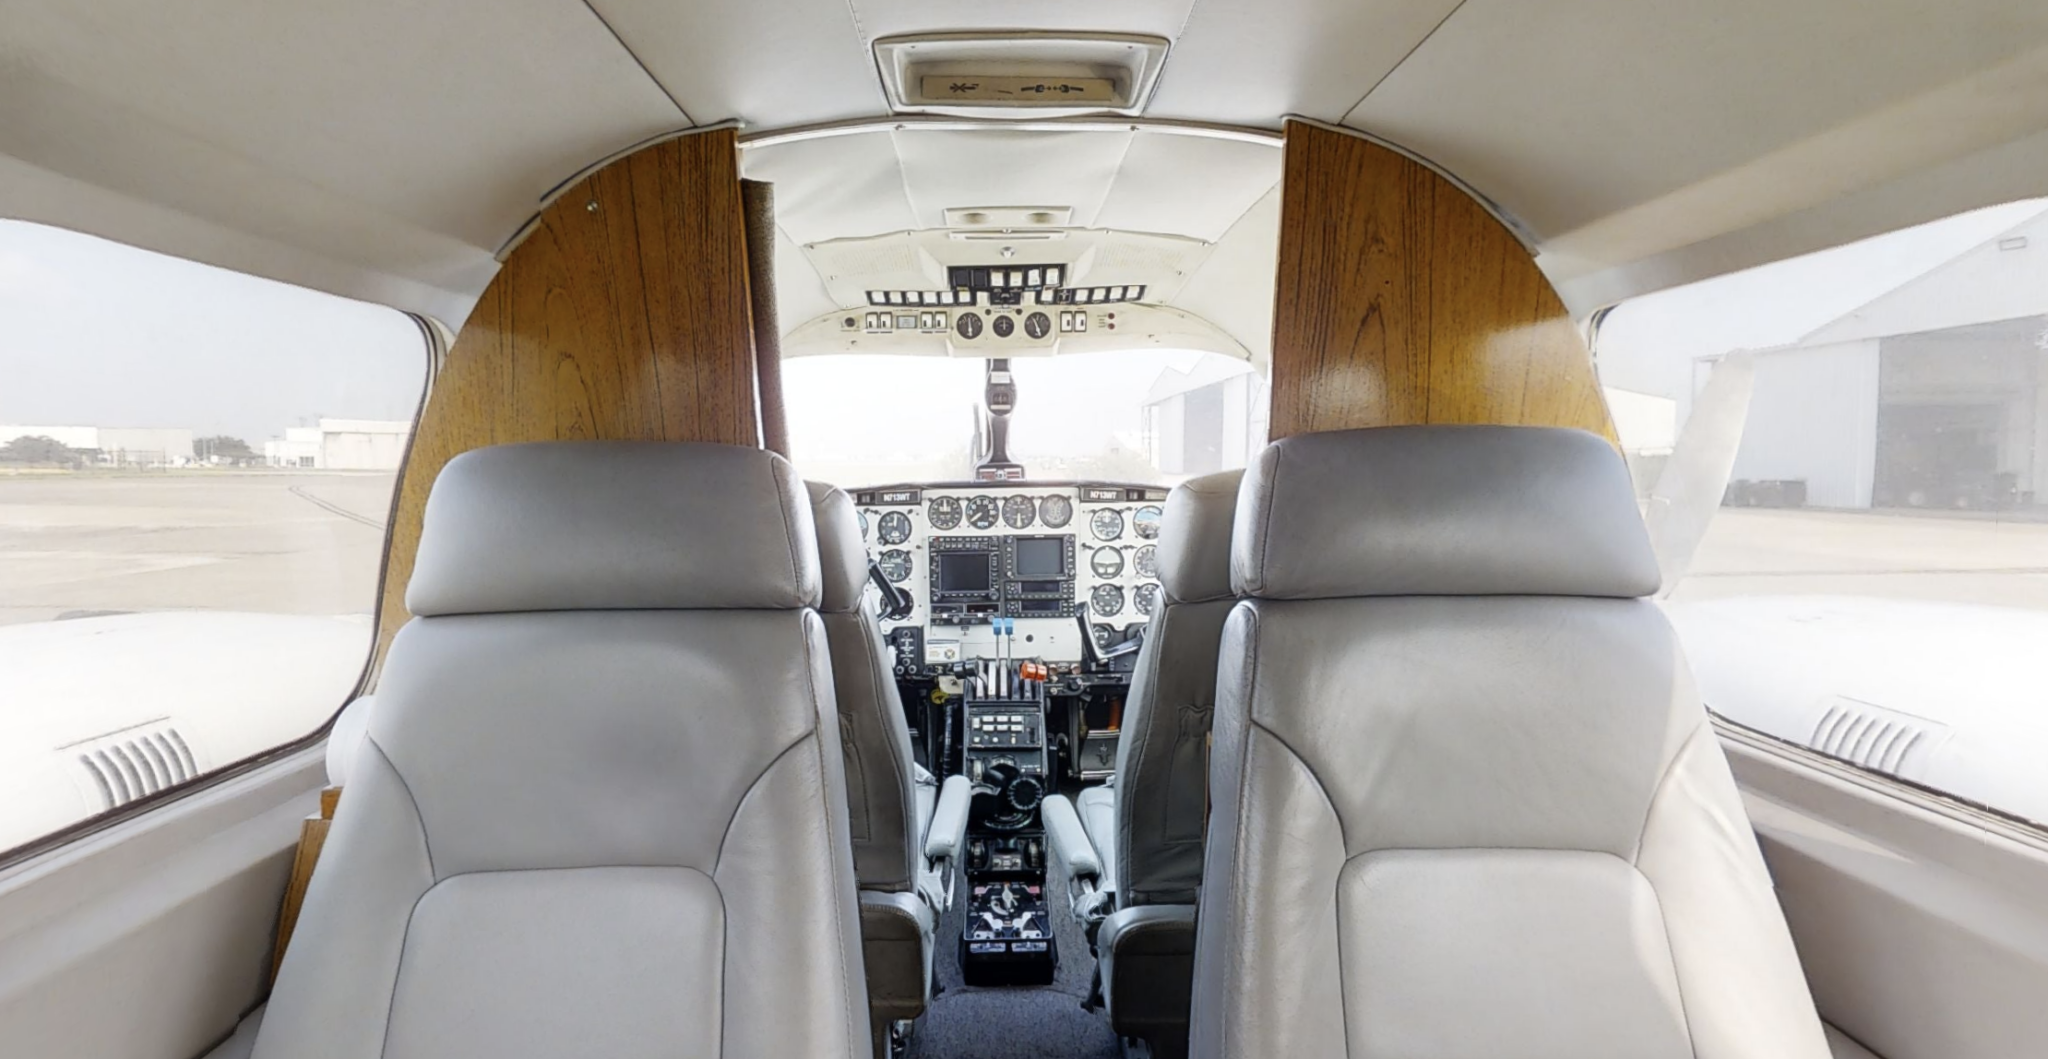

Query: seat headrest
[805,480,869,615]
[407,441,820,616]
[1232,426,1659,600]
[1157,469,1242,604]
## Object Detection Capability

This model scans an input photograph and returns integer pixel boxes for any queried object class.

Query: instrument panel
[853,482,1168,668]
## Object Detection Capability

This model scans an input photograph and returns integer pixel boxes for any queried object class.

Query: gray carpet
[904,832,1119,1059]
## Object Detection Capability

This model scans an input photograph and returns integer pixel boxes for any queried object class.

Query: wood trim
[374,127,760,657]
[1268,119,1615,442]
[271,787,341,982]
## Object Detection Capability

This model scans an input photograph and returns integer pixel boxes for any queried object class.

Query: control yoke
[867,560,915,620]
[1074,601,1144,670]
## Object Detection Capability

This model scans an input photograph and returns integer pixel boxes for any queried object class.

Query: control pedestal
[957,653,1060,986]
[961,873,1057,986]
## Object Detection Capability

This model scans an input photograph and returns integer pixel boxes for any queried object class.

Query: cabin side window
[1598,198,2048,827]
[0,220,426,856]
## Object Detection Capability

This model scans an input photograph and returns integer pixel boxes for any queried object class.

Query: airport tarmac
[2,473,2046,624]
[1676,506,2048,612]
[0,471,395,626]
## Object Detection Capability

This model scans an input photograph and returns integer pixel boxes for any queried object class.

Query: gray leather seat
[805,482,969,1053]
[256,442,870,1059]
[1045,468,1240,1058]
[1192,426,1831,1059]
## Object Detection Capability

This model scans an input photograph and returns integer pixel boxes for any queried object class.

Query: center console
[958,651,1059,986]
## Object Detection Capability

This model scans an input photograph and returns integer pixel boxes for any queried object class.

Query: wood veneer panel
[1269,120,1615,442]
[271,786,341,982]
[375,128,759,656]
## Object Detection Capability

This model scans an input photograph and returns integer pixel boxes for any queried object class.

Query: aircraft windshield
[783,349,1264,486]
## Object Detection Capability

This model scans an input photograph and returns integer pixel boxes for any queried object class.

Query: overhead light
[873,33,1171,118]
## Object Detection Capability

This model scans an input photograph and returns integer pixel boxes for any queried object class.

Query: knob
[1006,774,1044,813]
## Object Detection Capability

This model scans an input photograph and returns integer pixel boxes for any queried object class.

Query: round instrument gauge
[1133,544,1158,580]
[1134,583,1161,618]
[878,549,913,583]
[1133,505,1164,540]
[1090,547,1125,578]
[1090,508,1124,541]
[858,510,869,540]
[992,314,1015,339]
[876,511,912,545]
[927,496,962,530]
[1024,312,1051,339]
[966,495,1001,530]
[1038,494,1073,528]
[1091,623,1119,652]
[956,313,983,340]
[1002,495,1036,529]
[1089,584,1125,618]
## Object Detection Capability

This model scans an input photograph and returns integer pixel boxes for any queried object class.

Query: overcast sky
[0,220,427,445]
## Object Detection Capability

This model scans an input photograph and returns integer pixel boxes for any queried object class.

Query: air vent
[873,33,1171,118]
[1808,697,1947,776]
[73,724,200,811]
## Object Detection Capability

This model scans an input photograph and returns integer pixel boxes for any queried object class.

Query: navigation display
[1013,537,1068,579]
[938,552,995,594]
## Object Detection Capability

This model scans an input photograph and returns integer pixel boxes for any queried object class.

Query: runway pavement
[0,471,396,626]
[3,472,2045,624]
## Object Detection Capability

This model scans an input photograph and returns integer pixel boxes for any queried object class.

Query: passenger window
[1597,198,2048,826]
[0,220,426,855]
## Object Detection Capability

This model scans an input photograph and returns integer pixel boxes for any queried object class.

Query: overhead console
[777,227,1253,361]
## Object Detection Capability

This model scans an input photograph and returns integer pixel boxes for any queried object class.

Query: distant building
[1142,360,1266,476]
[264,419,410,470]
[1703,209,2048,510]
[0,425,194,466]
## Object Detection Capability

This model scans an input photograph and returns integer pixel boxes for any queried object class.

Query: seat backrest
[257,442,869,1059]
[1192,426,1828,1059]
[1112,468,1240,905]
[806,480,921,893]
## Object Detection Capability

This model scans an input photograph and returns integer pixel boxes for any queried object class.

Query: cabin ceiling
[4,0,2048,325]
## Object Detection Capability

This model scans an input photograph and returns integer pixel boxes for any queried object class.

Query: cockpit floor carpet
[906,830,1119,1059]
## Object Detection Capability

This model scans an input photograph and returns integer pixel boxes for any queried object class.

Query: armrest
[1041,794,1101,879]
[924,774,971,863]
